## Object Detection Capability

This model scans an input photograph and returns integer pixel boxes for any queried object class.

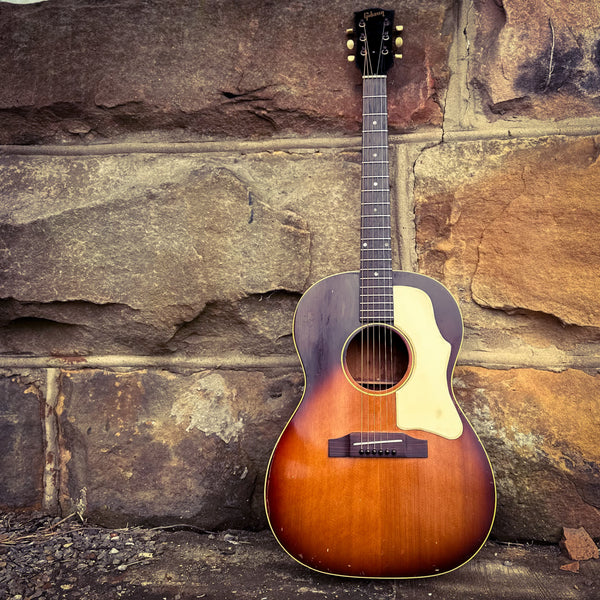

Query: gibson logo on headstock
[364,10,384,20]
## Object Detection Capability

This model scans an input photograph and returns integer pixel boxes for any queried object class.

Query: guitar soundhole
[344,325,411,392]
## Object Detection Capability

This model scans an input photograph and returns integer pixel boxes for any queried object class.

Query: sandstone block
[471,0,600,119]
[0,0,453,144]
[414,135,600,358]
[0,376,44,509]
[1,151,370,355]
[454,366,600,541]
[56,368,302,529]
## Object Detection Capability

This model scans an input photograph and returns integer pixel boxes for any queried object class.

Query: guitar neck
[360,75,393,323]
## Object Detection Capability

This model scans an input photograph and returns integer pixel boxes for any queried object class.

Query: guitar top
[264,8,496,579]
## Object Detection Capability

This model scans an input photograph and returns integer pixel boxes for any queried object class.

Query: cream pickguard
[393,285,463,439]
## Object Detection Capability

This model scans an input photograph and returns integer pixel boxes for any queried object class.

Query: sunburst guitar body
[264,8,496,578]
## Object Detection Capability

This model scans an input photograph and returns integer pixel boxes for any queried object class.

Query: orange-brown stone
[454,366,600,541]
[416,136,600,328]
[560,527,599,561]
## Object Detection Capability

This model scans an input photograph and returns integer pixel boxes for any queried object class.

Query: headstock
[346,8,403,76]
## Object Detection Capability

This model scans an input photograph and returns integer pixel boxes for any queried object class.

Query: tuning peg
[347,39,355,50]
[347,55,355,62]
[346,28,354,35]
[396,25,403,32]
[394,53,403,60]
[395,36,403,48]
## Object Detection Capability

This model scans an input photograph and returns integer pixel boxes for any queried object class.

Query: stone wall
[0,0,598,543]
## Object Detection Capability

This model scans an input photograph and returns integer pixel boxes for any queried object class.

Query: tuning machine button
[346,27,355,58]
[395,27,403,60]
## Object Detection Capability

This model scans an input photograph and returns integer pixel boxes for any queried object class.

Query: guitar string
[378,18,393,450]
[364,32,377,454]
[361,20,371,451]
[366,22,376,452]
[362,27,375,448]
[377,19,384,452]
[382,73,393,451]
[361,21,395,453]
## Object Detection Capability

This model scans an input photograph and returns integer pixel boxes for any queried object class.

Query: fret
[359,303,394,308]
[360,292,394,297]
[360,302,393,308]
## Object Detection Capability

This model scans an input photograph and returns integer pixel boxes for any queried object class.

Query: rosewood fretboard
[360,75,393,323]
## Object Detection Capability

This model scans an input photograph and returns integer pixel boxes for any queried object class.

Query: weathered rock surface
[455,366,600,542]
[56,368,302,529]
[471,0,600,119]
[51,362,600,539]
[0,376,44,509]
[0,0,453,144]
[414,135,600,358]
[0,151,371,356]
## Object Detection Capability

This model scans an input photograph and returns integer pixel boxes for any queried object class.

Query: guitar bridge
[328,432,428,458]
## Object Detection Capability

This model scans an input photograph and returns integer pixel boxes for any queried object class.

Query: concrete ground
[80,529,598,600]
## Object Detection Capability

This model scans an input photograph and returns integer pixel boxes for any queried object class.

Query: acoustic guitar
[264,8,496,578]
